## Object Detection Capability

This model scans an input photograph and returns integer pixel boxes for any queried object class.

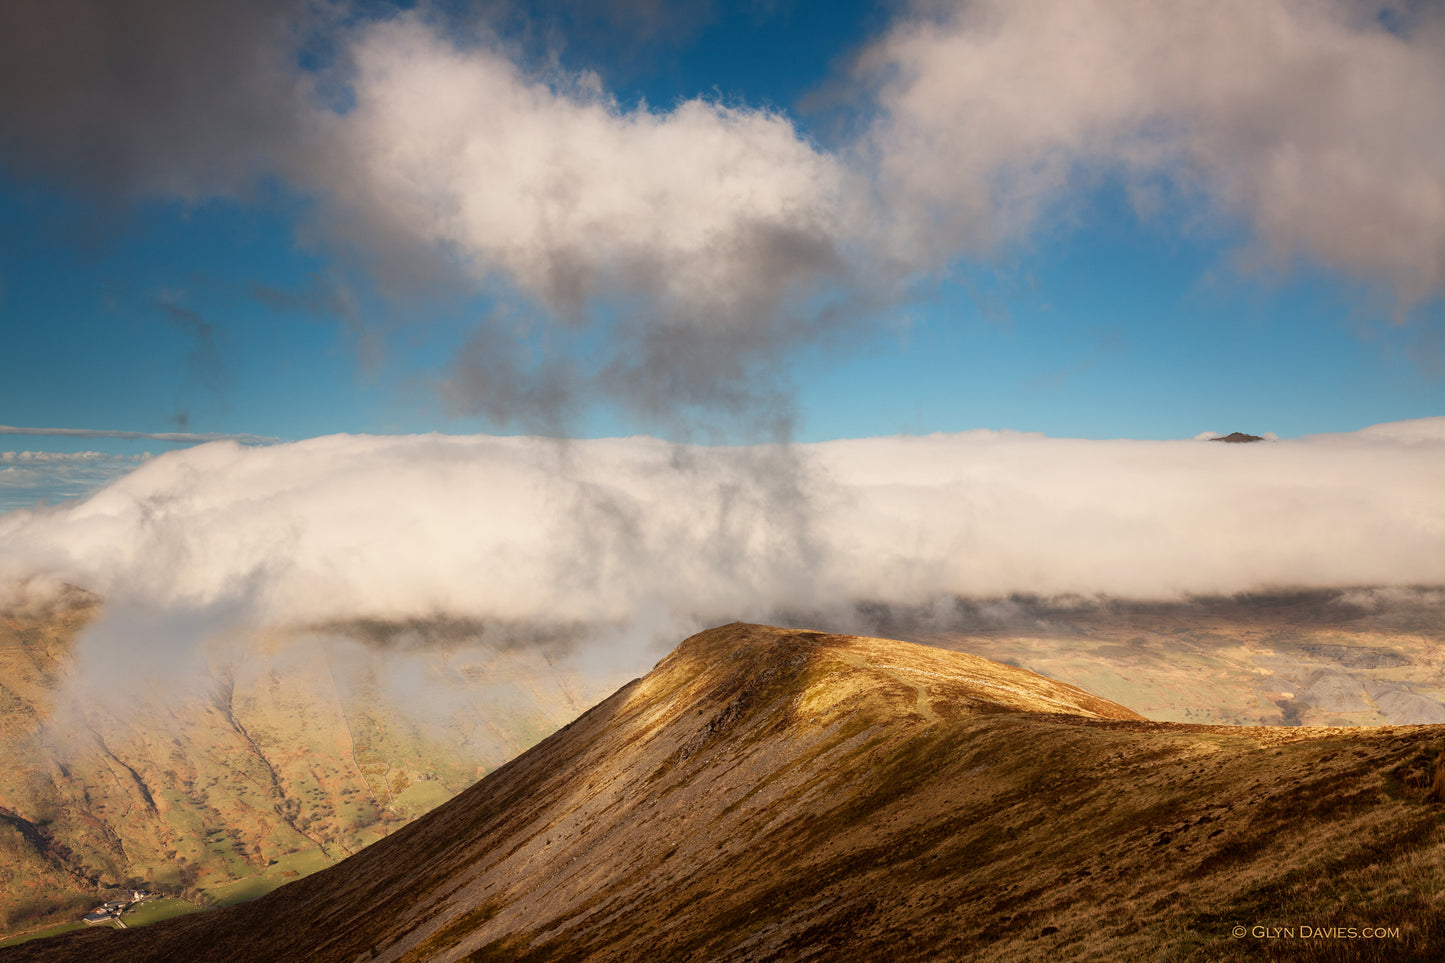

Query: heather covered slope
[6,623,1445,962]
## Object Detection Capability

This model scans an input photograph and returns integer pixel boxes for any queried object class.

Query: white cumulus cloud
[2,2,1443,434]
[297,14,866,430]
[860,0,1445,303]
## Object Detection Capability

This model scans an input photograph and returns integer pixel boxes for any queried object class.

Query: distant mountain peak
[1210,431,1265,443]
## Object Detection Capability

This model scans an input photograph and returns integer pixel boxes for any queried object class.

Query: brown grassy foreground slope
[5,622,1445,962]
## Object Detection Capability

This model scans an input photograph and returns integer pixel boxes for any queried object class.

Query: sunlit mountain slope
[9,623,1441,962]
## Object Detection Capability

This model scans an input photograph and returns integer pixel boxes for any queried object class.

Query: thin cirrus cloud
[3,1,1441,434]
[0,425,280,444]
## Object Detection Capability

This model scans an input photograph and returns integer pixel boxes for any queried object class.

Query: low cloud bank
[3,420,1443,669]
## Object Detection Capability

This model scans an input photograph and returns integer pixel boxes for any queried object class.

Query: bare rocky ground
[5,622,1441,962]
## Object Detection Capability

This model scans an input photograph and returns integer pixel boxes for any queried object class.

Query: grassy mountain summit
[8,623,1442,962]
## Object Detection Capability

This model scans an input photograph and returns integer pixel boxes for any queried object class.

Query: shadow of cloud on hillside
[781,586,1445,642]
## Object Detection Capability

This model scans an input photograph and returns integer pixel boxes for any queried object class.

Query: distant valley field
[894,589,1445,727]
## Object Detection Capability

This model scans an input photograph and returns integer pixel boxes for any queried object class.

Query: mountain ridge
[4,623,1443,961]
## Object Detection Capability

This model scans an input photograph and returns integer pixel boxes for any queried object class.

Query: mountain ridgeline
[5,623,1444,962]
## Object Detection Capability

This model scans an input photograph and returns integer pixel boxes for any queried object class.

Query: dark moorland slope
[5,623,1444,962]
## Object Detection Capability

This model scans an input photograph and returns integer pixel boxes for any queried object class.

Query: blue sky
[2,0,1443,508]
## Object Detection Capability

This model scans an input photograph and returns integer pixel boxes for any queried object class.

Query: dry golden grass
[6,622,1443,962]
[0,597,621,937]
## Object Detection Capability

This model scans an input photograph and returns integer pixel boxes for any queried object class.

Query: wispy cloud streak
[0,426,279,444]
